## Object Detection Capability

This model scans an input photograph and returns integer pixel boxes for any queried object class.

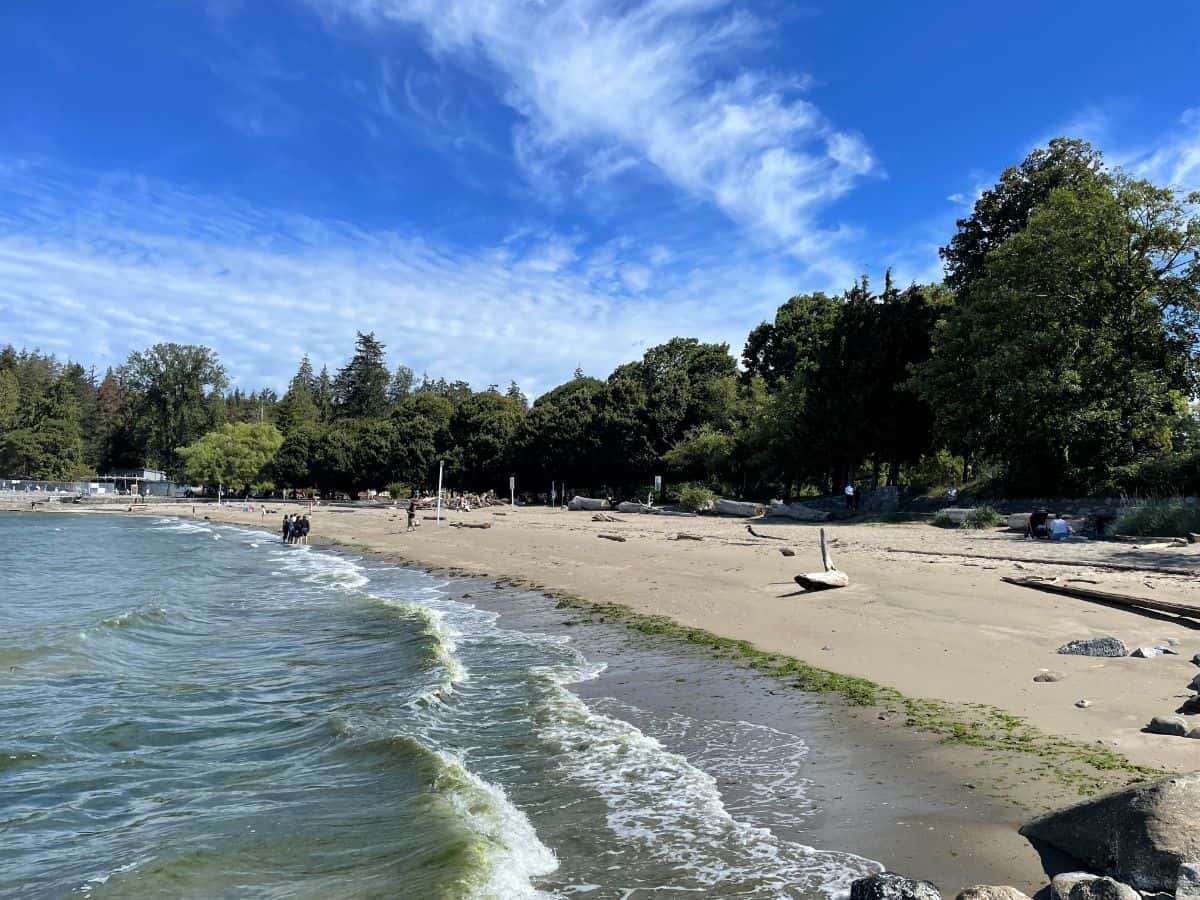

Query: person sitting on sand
[406,499,416,532]
[1049,514,1071,542]
[1027,509,1050,539]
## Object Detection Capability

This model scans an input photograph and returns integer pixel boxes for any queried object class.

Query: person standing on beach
[299,515,310,544]
[843,482,855,510]
[406,499,416,532]
[281,514,290,544]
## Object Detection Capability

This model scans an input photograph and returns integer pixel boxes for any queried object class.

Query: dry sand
[12,497,1200,889]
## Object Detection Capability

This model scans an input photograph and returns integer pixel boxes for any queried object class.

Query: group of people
[281,513,310,544]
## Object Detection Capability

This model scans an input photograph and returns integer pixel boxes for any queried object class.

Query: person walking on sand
[843,482,855,510]
[406,499,416,532]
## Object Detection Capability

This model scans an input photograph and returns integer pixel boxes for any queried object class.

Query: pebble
[1075,699,1091,708]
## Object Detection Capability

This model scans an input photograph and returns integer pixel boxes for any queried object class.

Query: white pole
[436,460,444,525]
[510,475,514,508]
[218,483,222,506]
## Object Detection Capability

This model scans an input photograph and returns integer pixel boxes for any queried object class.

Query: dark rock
[850,872,941,900]
[1132,646,1162,659]
[1020,773,1200,891]
[1176,695,1200,715]
[1192,652,1200,667]
[1189,673,1200,691]
[1148,716,1189,736]
[1057,637,1128,657]
[1034,671,1066,683]
[1067,877,1139,900]
[1187,727,1200,740]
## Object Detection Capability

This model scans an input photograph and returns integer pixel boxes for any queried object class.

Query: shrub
[932,510,957,528]
[1115,497,1200,537]
[677,483,717,513]
[386,481,411,500]
[962,504,1005,529]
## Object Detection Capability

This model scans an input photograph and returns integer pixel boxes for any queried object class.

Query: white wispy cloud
[1123,108,1200,192]
[309,0,875,275]
[0,160,805,394]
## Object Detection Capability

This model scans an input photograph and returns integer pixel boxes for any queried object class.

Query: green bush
[677,483,717,512]
[932,510,957,528]
[1115,497,1200,537]
[385,481,411,500]
[962,504,1005,529]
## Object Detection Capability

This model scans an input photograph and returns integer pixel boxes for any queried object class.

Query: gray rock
[956,888,1030,900]
[1020,773,1200,891]
[1163,637,1182,647]
[1148,716,1190,736]
[1189,674,1200,691]
[850,872,941,900]
[1075,699,1092,708]
[1034,671,1067,683]
[1177,695,1200,715]
[1187,728,1200,740]
[1159,646,1180,655]
[1132,646,1162,659]
[1178,862,1200,899]
[1192,652,1200,666]
[1058,637,1128,657]
[1068,877,1139,900]
[1052,874,1096,900]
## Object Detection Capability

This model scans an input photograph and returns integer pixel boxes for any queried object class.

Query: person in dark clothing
[406,499,416,532]
[299,515,310,544]
[1027,509,1050,539]
[281,515,290,544]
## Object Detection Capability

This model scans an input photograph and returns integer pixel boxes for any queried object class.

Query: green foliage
[962,505,1004,529]
[1115,498,1200,537]
[333,332,390,419]
[177,422,283,493]
[385,481,411,499]
[932,510,957,528]
[675,483,716,512]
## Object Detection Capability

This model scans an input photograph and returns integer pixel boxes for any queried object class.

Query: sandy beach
[13,497,1200,889]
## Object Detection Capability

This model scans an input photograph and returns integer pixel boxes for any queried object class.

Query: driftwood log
[1001,576,1200,621]
[449,522,492,529]
[597,533,627,543]
[794,528,849,591]
[591,513,621,522]
[746,524,785,541]
[1188,533,1199,544]
[671,532,703,541]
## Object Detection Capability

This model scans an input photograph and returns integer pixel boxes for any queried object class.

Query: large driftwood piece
[591,513,621,522]
[714,498,764,517]
[1001,576,1200,620]
[597,533,627,543]
[884,546,1197,578]
[794,528,849,591]
[671,532,703,541]
[568,496,611,511]
[449,521,492,529]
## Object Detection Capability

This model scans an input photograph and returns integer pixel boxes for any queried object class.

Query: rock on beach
[850,872,941,900]
[1057,637,1127,658]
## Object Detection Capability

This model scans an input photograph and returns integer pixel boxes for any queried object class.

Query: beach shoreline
[12,498,1200,889]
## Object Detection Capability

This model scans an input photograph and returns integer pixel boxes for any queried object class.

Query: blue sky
[1,1,1198,396]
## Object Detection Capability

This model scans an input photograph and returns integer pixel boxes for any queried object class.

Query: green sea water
[0,513,877,898]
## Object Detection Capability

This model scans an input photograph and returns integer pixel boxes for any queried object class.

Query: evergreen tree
[332,332,390,419]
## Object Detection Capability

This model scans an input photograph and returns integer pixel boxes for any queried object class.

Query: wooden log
[1001,576,1200,621]
[597,533,626,542]
[671,532,703,541]
[449,522,492,529]
[883,546,1197,578]
[794,528,849,591]
[746,524,786,540]
[1188,533,1199,544]
[591,513,621,522]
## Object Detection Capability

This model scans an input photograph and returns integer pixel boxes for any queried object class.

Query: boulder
[1051,874,1096,900]
[1193,653,1200,667]
[939,507,972,525]
[567,496,610,511]
[850,872,940,900]
[1189,673,1200,691]
[714,498,764,518]
[956,887,1030,900]
[1178,695,1200,715]
[1034,671,1067,683]
[767,500,830,522]
[1133,646,1163,659]
[1020,772,1200,891]
[1057,637,1128,658]
[1178,862,1200,899]
[1068,877,1139,900]
[1148,716,1189,736]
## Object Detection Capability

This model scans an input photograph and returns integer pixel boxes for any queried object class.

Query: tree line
[3,138,1197,499]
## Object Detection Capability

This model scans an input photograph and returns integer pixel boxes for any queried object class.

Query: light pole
[436,460,444,525]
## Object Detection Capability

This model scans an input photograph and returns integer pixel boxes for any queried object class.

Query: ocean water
[0,513,878,898]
